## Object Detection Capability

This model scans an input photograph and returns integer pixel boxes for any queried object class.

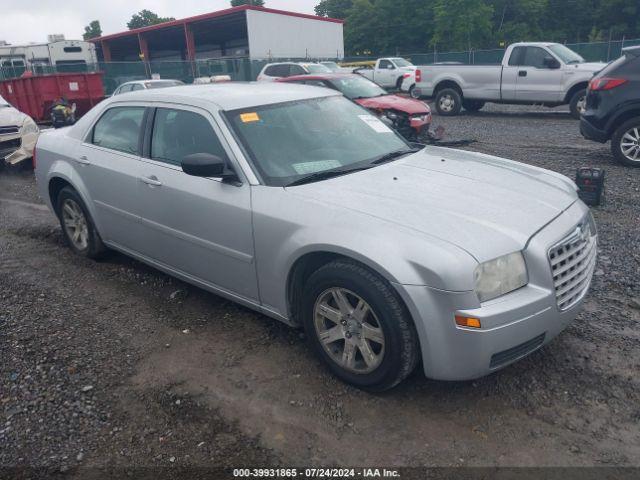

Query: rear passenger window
[92,107,145,155]
[150,108,228,166]
[264,65,279,76]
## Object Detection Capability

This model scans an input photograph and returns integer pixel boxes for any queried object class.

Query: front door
[136,106,258,301]
[515,46,564,103]
[74,106,146,251]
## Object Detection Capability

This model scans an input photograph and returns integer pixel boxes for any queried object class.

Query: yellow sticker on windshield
[240,112,260,123]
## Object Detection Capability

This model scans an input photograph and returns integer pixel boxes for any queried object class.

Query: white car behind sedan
[0,95,39,168]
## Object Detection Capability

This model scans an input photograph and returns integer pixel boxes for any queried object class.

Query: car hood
[356,95,429,115]
[287,147,578,262]
[0,105,27,127]
[571,62,606,73]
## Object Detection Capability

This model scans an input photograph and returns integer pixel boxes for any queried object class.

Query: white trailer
[0,40,97,71]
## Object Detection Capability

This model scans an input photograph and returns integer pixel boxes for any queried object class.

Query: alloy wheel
[61,199,89,250]
[621,127,640,163]
[313,287,385,374]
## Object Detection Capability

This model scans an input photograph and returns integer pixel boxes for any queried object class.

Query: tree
[230,0,265,6]
[431,0,494,51]
[315,0,353,18]
[83,20,102,40]
[127,10,175,30]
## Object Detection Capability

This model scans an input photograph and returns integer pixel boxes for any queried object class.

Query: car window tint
[92,107,145,155]
[379,60,392,69]
[508,47,525,66]
[522,47,550,68]
[151,108,228,166]
[264,65,278,76]
[131,84,144,91]
[289,65,306,76]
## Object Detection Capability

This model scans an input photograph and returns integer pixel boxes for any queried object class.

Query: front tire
[611,117,640,167]
[302,259,419,392]
[434,88,462,116]
[569,89,587,119]
[56,187,107,258]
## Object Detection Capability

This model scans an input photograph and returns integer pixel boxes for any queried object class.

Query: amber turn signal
[455,315,481,329]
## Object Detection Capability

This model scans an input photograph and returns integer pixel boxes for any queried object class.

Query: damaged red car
[278,73,436,142]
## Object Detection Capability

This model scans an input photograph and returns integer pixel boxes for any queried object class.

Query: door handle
[140,176,162,187]
[76,155,91,165]
[518,70,528,77]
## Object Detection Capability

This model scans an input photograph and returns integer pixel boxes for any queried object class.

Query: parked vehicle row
[402,43,605,119]
[354,57,417,90]
[581,46,640,167]
[35,82,597,391]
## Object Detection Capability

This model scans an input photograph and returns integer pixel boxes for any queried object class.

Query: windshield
[146,80,185,89]
[226,96,411,187]
[305,64,333,74]
[329,75,387,99]
[548,44,585,64]
[391,58,413,67]
[321,62,340,71]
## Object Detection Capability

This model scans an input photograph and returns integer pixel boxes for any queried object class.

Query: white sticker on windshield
[358,114,393,133]
[292,160,342,174]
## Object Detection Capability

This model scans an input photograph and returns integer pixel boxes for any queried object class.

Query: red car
[278,73,433,142]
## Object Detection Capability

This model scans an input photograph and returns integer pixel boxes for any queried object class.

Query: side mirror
[182,153,230,178]
[544,57,561,69]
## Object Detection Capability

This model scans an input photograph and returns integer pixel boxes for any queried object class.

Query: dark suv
[581,46,640,167]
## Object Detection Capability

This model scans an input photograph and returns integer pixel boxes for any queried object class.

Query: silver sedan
[35,83,597,391]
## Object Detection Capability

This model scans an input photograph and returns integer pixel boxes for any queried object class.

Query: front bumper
[396,200,596,381]
[0,131,37,166]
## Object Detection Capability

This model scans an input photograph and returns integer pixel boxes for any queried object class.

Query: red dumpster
[0,72,105,123]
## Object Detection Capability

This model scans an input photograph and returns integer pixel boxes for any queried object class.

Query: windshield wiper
[285,165,374,187]
[370,148,420,165]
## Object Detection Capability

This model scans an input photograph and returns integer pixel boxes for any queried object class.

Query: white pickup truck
[356,58,417,90]
[402,43,606,118]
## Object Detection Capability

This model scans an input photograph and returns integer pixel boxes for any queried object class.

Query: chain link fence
[2,38,639,95]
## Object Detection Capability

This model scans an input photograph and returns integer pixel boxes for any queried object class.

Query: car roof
[510,42,557,48]
[280,73,358,82]
[121,79,182,86]
[106,82,341,110]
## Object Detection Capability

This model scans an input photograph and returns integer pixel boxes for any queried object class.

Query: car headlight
[473,252,528,303]
[22,120,39,134]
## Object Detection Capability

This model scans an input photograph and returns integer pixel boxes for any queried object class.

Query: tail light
[415,69,422,82]
[589,77,627,91]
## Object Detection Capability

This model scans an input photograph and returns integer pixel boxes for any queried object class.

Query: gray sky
[0,0,320,44]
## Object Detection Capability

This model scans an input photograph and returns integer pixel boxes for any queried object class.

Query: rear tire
[409,84,421,99]
[434,88,462,116]
[611,117,640,167]
[569,89,587,119]
[462,100,485,112]
[56,186,107,259]
[302,259,419,392]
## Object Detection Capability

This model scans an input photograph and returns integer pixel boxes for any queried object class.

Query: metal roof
[92,5,344,43]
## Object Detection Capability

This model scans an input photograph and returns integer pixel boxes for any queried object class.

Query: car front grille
[0,125,20,135]
[548,217,597,311]
[490,333,546,369]
[0,137,21,158]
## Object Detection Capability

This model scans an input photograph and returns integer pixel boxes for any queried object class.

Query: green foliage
[330,0,640,55]
[231,0,266,6]
[83,20,102,40]
[127,10,175,30]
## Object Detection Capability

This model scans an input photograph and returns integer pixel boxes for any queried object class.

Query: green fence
[2,38,639,95]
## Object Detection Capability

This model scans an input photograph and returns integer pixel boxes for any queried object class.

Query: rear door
[74,105,146,250]
[136,105,258,301]
[515,46,564,102]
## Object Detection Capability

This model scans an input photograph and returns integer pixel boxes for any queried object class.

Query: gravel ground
[1,105,639,477]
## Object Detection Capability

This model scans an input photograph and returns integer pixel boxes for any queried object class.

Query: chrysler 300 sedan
[34,83,597,391]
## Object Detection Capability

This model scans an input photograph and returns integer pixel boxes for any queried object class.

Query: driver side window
[150,108,228,166]
[379,59,393,69]
[522,47,552,69]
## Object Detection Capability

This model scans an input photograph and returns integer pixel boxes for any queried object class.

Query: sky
[0,0,320,44]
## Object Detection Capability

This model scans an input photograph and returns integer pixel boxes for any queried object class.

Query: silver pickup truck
[403,42,606,118]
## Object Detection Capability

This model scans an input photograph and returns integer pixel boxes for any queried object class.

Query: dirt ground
[1,105,639,477]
